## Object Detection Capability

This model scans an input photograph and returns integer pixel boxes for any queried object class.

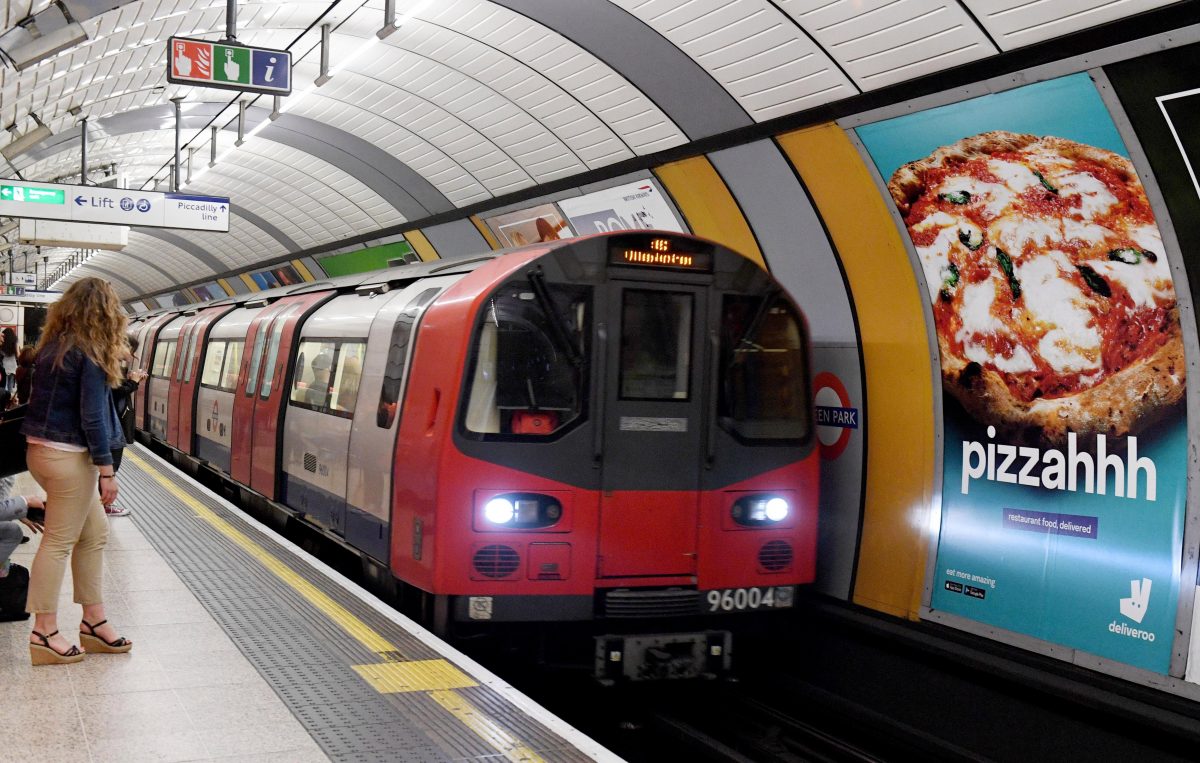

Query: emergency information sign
[167,36,291,96]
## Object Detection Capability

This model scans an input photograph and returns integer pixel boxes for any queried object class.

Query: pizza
[888,131,1184,446]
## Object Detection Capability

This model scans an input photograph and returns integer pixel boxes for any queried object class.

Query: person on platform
[103,336,146,518]
[21,277,131,665]
[14,345,35,406]
[0,493,44,622]
[0,327,17,394]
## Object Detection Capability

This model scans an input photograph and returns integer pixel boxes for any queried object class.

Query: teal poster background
[857,73,1187,674]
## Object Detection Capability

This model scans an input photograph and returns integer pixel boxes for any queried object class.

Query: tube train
[128,231,818,680]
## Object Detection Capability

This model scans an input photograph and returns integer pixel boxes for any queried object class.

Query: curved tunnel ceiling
[0,0,1187,299]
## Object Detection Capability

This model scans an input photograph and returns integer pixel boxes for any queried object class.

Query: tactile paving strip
[120,446,594,763]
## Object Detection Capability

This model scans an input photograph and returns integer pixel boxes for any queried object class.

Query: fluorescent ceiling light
[1,119,54,162]
[0,4,88,72]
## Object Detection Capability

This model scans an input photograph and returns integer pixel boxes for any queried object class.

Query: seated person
[302,351,334,407]
[0,494,44,622]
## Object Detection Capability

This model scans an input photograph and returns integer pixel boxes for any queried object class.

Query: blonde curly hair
[38,277,128,386]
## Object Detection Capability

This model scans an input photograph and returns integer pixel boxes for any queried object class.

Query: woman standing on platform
[0,327,18,396]
[21,277,131,665]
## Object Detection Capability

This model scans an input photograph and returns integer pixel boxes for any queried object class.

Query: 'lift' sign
[167,37,292,96]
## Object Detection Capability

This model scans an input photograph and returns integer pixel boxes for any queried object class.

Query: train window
[183,326,201,382]
[619,290,692,401]
[463,280,588,437]
[200,341,227,388]
[220,340,244,391]
[718,294,811,442]
[377,288,440,429]
[258,308,296,399]
[329,342,365,414]
[245,319,270,396]
[174,328,188,381]
[152,340,176,378]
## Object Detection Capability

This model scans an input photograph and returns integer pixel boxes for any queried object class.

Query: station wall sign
[167,36,292,96]
[0,180,230,232]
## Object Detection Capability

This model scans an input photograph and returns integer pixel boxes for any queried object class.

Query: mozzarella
[913,212,972,301]
[1017,251,1101,373]
[954,278,1036,373]
[987,159,1041,193]
[990,214,1060,259]
[1053,171,1118,219]
[938,176,1015,217]
[1061,219,1109,245]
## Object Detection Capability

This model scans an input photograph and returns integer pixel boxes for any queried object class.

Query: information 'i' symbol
[265,56,276,83]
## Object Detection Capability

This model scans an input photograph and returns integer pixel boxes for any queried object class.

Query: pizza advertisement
[857,73,1189,675]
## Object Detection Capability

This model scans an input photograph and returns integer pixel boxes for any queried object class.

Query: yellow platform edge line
[429,690,546,763]
[124,451,553,763]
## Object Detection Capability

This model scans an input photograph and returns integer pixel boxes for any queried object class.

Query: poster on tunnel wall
[856,73,1188,674]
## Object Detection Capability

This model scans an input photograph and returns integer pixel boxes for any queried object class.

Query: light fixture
[0,3,88,72]
[1,114,54,163]
[731,495,792,526]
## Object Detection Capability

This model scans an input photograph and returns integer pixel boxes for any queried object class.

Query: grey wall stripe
[232,205,300,254]
[421,219,490,258]
[140,229,227,273]
[491,0,751,141]
[707,140,855,343]
[225,276,250,295]
[300,256,324,278]
[115,249,184,285]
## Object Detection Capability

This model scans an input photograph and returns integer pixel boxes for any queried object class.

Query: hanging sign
[0,179,229,232]
[166,36,292,96]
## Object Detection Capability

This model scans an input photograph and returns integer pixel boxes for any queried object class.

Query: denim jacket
[21,341,125,465]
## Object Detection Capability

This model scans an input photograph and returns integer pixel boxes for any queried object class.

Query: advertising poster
[557,179,686,236]
[857,73,1188,673]
[483,203,573,248]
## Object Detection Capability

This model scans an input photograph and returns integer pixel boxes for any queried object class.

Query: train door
[249,292,331,498]
[172,306,233,454]
[136,314,175,432]
[231,301,285,486]
[166,313,202,447]
[597,283,708,578]
[147,315,189,440]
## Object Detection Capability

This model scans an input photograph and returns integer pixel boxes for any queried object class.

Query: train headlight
[484,498,515,524]
[478,493,565,529]
[731,495,791,527]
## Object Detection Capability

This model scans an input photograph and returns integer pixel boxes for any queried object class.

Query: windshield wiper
[734,290,780,354]
[526,268,583,367]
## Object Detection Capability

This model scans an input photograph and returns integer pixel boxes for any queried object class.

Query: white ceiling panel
[963,0,1182,50]
[608,0,858,121]
[779,1,997,90]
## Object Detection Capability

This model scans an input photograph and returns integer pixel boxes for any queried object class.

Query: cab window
[462,280,588,438]
[718,294,810,442]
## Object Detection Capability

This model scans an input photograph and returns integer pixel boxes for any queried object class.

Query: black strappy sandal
[30,629,85,665]
[80,619,133,654]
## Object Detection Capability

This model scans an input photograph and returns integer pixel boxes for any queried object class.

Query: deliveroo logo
[1120,578,1152,623]
[1109,578,1156,643]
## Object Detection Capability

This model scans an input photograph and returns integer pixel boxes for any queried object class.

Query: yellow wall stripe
[653,156,765,268]
[777,124,936,620]
[470,215,502,250]
[291,259,316,282]
[405,229,439,261]
[124,450,544,761]
[216,279,234,296]
[239,273,259,292]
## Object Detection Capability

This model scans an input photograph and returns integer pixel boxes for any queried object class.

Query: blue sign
[251,49,289,91]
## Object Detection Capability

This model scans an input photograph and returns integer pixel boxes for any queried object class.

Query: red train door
[230,292,331,498]
[231,301,286,486]
[597,283,708,578]
[136,314,175,432]
[172,305,234,454]
[166,312,202,447]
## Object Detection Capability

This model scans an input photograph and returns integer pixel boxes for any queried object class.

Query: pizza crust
[892,131,1186,446]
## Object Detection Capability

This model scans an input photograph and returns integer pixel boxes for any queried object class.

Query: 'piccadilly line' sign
[167,36,291,96]
[0,180,230,233]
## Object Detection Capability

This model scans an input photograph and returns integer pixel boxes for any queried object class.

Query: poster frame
[841,35,1200,693]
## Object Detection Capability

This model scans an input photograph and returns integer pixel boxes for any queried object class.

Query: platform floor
[1,445,614,763]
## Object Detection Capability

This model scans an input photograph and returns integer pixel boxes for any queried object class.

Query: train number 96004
[702,586,795,613]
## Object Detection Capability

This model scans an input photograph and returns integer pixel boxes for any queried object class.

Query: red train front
[131,231,818,681]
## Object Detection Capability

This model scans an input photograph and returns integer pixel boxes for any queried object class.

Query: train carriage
[134,232,818,680]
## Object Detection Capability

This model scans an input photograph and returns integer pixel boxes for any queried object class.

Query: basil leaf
[1033,170,1058,194]
[995,249,1021,300]
[1077,264,1112,297]
[939,190,971,204]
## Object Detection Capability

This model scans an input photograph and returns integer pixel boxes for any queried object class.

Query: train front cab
[399,232,819,680]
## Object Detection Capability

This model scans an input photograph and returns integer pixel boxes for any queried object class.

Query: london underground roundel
[813,371,858,460]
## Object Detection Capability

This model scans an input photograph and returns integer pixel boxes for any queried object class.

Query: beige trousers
[25,444,108,613]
